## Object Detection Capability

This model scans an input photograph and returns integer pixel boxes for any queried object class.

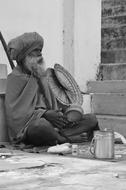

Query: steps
[91,93,126,116]
[94,0,126,135]
[99,63,126,80]
[97,115,126,135]
[87,80,126,93]
[87,80,126,136]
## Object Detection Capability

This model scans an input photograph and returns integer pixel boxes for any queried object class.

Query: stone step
[97,115,126,136]
[101,50,126,64]
[91,93,126,116]
[99,63,126,80]
[87,80,126,93]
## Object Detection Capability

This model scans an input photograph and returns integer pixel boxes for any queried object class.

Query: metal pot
[90,130,114,159]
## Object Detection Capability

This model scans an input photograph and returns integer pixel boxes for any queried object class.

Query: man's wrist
[42,110,49,118]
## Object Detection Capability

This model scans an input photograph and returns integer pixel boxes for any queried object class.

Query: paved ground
[0,144,126,190]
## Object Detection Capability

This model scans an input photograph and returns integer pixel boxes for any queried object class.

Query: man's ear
[19,60,31,75]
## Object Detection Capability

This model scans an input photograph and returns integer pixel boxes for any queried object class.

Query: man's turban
[8,32,44,62]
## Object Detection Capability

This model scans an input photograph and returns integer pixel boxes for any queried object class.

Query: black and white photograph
[0,0,126,189]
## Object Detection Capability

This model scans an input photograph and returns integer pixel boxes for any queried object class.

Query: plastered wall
[0,0,64,73]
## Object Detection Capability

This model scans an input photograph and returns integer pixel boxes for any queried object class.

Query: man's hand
[31,63,45,79]
[43,110,69,129]
[23,56,45,79]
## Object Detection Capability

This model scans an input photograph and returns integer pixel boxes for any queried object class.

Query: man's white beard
[24,55,46,72]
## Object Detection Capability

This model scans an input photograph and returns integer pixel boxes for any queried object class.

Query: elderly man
[5,32,99,146]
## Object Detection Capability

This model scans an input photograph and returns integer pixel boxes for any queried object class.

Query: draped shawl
[5,66,58,142]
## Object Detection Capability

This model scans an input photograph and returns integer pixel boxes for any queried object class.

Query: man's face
[23,48,46,72]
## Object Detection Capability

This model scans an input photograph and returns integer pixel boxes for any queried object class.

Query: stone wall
[101,0,126,63]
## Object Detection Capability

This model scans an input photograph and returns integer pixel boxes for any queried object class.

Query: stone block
[101,51,115,63]
[0,65,8,143]
[99,63,126,80]
[0,79,7,94]
[87,80,126,93]
[97,115,126,136]
[102,5,126,17]
[102,26,126,40]
[102,38,126,50]
[0,64,7,79]
[101,50,126,63]
[0,95,9,143]
[102,15,126,27]
[91,93,126,116]
[102,0,126,8]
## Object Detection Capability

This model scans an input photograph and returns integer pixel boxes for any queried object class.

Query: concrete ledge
[87,80,126,93]
[0,64,7,79]
[0,95,9,142]
[97,115,126,136]
[91,93,126,115]
[0,79,7,94]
